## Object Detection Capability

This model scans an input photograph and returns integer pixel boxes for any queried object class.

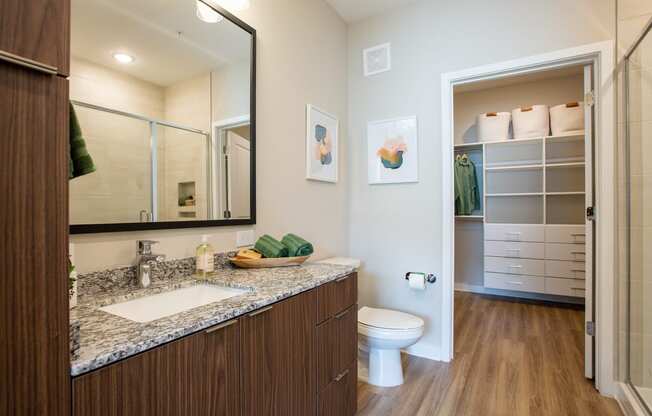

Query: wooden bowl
[228,255,311,269]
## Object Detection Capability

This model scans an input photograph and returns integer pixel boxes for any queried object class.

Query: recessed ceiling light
[113,53,134,64]
[196,0,223,23]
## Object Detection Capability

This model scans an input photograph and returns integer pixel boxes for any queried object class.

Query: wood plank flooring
[357,292,622,416]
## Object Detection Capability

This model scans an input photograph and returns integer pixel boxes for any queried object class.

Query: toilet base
[368,348,404,387]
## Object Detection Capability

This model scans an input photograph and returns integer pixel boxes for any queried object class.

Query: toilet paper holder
[404,272,436,284]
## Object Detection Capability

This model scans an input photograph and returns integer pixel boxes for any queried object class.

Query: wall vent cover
[363,43,391,77]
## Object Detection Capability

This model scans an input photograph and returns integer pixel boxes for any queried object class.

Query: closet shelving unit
[455,131,585,225]
[455,131,588,299]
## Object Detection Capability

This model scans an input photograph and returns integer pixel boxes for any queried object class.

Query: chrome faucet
[136,240,166,288]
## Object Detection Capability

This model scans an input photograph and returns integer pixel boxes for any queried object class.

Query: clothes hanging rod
[70,100,210,136]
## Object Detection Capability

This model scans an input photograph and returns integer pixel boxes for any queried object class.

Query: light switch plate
[236,230,255,247]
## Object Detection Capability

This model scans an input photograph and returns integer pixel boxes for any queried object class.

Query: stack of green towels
[253,233,314,258]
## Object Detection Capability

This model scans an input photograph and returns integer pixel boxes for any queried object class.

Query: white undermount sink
[99,284,247,323]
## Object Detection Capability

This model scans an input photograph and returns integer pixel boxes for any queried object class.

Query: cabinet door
[242,291,317,416]
[317,306,357,392]
[205,320,241,416]
[0,0,70,76]
[317,273,357,323]
[0,63,69,416]
[318,363,357,416]
[73,320,242,416]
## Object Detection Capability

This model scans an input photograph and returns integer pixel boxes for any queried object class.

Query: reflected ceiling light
[196,0,223,23]
[215,0,250,11]
[112,53,134,64]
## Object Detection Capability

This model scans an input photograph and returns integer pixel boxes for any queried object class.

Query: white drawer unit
[484,256,545,276]
[545,260,586,280]
[484,241,545,259]
[545,225,586,244]
[545,277,585,297]
[545,243,586,261]
[484,224,545,242]
[484,272,545,293]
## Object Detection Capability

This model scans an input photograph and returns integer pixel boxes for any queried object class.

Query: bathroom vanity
[71,264,358,416]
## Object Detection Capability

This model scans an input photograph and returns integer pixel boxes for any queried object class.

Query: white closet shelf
[456,215,484,220]
[546,191,586,195]
[454,132,585,148]
[485,164,543,171]
[546,162,586,168]
[486,193,543,197]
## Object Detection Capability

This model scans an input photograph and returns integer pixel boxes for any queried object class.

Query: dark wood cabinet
[73,319,241,416]
[316,274,358,416]
[0,62,69,416]
[241,290,318,416]
[72,274,358,416]
[0,0,70,76]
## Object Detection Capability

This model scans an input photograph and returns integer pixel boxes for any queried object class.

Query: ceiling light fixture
[112,53,134,64]
[196,0,223,23]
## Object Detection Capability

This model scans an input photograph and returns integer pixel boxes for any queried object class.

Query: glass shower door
[626,19,652,412]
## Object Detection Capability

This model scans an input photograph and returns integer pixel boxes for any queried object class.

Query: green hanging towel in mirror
[69,102,96,179]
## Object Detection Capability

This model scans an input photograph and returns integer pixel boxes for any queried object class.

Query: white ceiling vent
[363,43,391,77]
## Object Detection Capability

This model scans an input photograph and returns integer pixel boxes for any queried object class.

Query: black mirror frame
[70,3,256,235]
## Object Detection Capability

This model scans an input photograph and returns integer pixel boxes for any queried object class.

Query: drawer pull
[205,319,237,334]
[334,369,349,382]
[249,306,273,317]
[508,265,523,269]
[570,233,586,237]
[571,251,585,255]
[507,281,523,285]
[335,275,350,283]
[571,269,585,273]
[335,309,349,320]
[0,50,58,75]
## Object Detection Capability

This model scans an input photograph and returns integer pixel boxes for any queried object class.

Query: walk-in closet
[453,65,592,303]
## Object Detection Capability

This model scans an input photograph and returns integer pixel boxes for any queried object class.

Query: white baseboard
[454,282,584,304]
[615,382,651,416]
[455,283,486,293]
[404,341,445,362]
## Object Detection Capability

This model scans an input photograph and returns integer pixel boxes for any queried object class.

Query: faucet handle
[137,240,159,255]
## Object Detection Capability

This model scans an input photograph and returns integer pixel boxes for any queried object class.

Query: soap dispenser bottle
[196,235,215,278]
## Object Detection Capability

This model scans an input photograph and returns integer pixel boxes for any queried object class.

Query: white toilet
[358,306,424,387]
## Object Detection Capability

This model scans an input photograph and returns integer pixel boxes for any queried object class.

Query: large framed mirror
[69,0,255,234]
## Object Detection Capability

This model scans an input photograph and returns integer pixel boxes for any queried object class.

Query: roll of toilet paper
[408,272,426,291]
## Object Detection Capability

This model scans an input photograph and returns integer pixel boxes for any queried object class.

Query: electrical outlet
[236,230,255,247]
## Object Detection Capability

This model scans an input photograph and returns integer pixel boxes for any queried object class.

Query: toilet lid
[358,307,424,330]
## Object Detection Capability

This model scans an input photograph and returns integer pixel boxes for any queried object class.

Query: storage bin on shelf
[550,102,584,136]
[477,112,511,141]
[511,105,549,139]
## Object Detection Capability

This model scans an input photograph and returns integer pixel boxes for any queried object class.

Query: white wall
[347,0,615,359]
[71,0,349,273]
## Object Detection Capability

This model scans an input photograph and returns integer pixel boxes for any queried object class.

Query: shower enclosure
[69,101,213,225]
[625,18,652,413]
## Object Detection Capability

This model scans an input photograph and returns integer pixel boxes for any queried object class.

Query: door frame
[440,41,616,395]
[212,115,251,220]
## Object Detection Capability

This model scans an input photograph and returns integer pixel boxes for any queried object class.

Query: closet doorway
[440,42,616,393]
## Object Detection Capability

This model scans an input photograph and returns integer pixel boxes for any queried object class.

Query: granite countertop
[70,262,354,376]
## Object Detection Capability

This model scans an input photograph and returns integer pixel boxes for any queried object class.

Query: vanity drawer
[545,277,585,297]
[545,243,586,261]
[484,224,545,242]
[317,273,357,323]
[545,225,586,244]
[484,272,545,293]
[484,241,545,259]
[545,260,586,280]
[484,256,545,276]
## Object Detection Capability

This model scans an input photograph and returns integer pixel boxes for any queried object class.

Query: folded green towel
[69,103,96,179]
[281,233,314,257]
[254,235,288,258]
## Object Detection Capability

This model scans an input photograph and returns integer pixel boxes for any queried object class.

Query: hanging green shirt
[454,156,480,216]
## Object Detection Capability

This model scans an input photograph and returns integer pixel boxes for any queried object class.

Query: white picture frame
[367,116,419,184]
[306,104,339,183]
